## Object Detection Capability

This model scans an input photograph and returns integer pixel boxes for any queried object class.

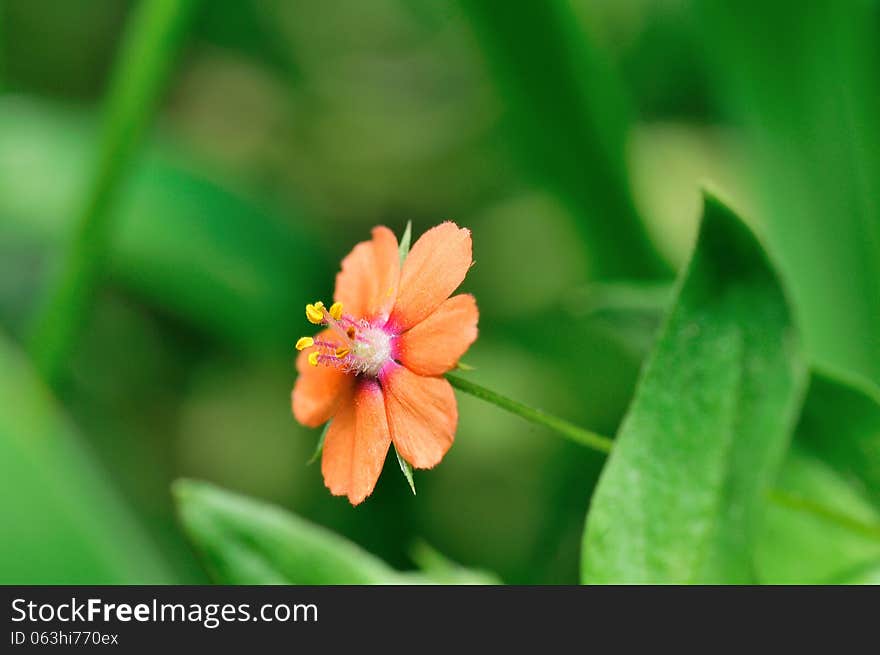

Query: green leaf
[173,479,408,584]
[696,0,880,383]
[409,541,501,585]
[0,98,325,348]
[0,331,172,583]
[756,445,880,584]
[395,446,417,495]
[398,219,412,266]
[581,193,807,583]
[796,368,880,509]
[458,0,667,278]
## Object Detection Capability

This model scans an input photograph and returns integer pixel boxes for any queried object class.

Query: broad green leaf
[561,287,880,511]
[0,331,172,583]
[174,480,501,584]
[581,193,807,583]
[696,0,880,383]
[0,98,325,348]
[756,445,880,584]
[458,0,667,279]
[174,479,407,584]
[796,368,880,509]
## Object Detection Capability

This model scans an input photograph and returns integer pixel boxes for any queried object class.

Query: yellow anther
[307,351,320,367]
[329,302,344,320]
[295,336,314,351]
[335,347,351,359]
[305,302,325,325]
[346,326,356,339]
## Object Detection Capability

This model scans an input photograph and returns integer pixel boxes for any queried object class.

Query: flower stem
[27,0,201,385]
[446,372,880,544]
[445,373,613,454]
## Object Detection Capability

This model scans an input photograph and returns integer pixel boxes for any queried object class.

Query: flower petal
[321,379,392,505]
[388,222,472,331]
[381,364,457,469]
[334,226,400,321]
[292,330,354,427]
[396,294,479,376]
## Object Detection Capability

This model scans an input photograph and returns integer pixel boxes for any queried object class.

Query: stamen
[299,303,392,377]
[306,301,325,325]
[313,338,338,350]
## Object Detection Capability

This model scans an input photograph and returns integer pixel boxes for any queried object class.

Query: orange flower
[291,222,478,505]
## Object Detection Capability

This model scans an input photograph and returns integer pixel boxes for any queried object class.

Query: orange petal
[334,226,400,321]
[381,364,457,469]
[321,379,392,505]
[291,330,354,427]
[396,294,478,376]
[388,222,472,331]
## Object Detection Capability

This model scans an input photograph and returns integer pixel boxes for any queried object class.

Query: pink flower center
[297,301,395,378]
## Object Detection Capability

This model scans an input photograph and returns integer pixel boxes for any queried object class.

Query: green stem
[447,372,880,543]
[768,490,880,541]
[27,0,201,385]
[446,373,613,454]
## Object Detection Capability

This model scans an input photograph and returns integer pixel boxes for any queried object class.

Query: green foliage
[27,0,203,384]
[409,541,501,585]
[696,0,880,383]
[581,194,807,583]
[756,446,880,584]
[459,0,667,278]
[174,479,405,584]
[0,331,172,583]
[0,99,324,348]
[756,372,880,583]
[796,369,880,509]
[174,479,498,584]
[4,0,880,587]
[831,561,880,585]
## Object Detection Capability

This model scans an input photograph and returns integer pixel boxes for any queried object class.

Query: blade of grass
[27,0,202,385]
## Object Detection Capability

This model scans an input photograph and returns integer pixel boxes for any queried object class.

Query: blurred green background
[1,0,878,584]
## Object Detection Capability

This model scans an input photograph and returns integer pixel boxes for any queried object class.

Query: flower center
[350,325,393,377]
[295,301,394,378]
